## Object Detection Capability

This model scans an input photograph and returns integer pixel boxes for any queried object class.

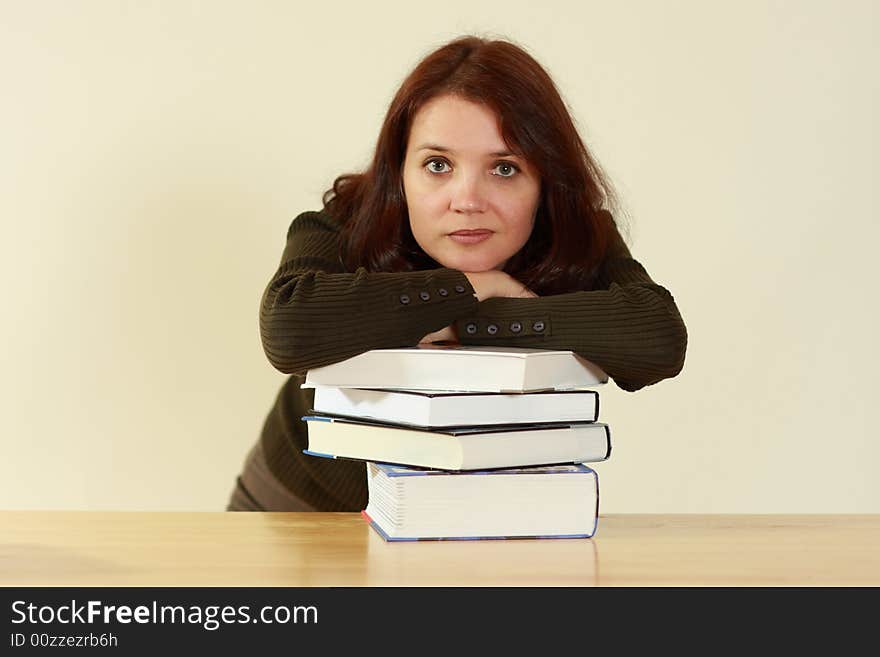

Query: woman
[228,35,688,512]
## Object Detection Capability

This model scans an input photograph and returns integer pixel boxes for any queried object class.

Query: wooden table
[1,512,877,586]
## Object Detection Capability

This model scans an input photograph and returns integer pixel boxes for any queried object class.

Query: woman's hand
[419,323,459,345]
[464,271,538,301]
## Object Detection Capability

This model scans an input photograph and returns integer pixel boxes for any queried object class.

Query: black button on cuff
[465,322,478,335]
[419,291,430,301]
[487,324,499,335]
[399,294,411,305]
[532,321,545,332]
[438,288,448,297]
[454,284,466,293]
[510,322,522,333]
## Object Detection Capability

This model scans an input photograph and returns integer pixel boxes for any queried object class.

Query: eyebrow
[415,143,518,158]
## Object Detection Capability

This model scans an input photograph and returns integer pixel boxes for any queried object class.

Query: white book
[363,462,599,541]
[311,386,600,428]
[303,415,611,471]
[303,346,608,393]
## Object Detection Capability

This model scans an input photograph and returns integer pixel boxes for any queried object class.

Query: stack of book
[301,345,611,541]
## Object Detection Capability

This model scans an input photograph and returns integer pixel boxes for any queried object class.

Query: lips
[448,229,493,245]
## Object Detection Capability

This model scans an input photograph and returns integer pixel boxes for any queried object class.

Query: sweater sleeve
[452,221,688,393]
[259,210,479,374]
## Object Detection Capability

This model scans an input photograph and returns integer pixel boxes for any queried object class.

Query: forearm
[453,260,688,392]
[260,266,478,374]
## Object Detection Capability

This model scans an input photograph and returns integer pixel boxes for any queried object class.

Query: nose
[450,171,487,214]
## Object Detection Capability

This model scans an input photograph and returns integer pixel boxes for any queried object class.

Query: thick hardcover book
[362,462,599,541]
[303,414,611,471]
[311,386,600,428]
[302,345,608,393]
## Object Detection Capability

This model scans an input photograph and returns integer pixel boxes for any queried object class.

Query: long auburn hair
[323,35,622,295]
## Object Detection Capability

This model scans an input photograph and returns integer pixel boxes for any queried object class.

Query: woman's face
[402,94,541,272]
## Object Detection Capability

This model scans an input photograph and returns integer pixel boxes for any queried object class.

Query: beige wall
[1,1,877,511]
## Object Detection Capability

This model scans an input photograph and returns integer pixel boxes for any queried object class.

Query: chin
[433,252,500,272]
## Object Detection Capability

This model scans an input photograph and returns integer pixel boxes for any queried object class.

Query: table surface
[1,512,878,586]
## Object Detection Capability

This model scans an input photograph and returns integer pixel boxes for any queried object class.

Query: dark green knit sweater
[258,210,687,511]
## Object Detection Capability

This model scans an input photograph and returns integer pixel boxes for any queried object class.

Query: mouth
[448,229,493,245]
